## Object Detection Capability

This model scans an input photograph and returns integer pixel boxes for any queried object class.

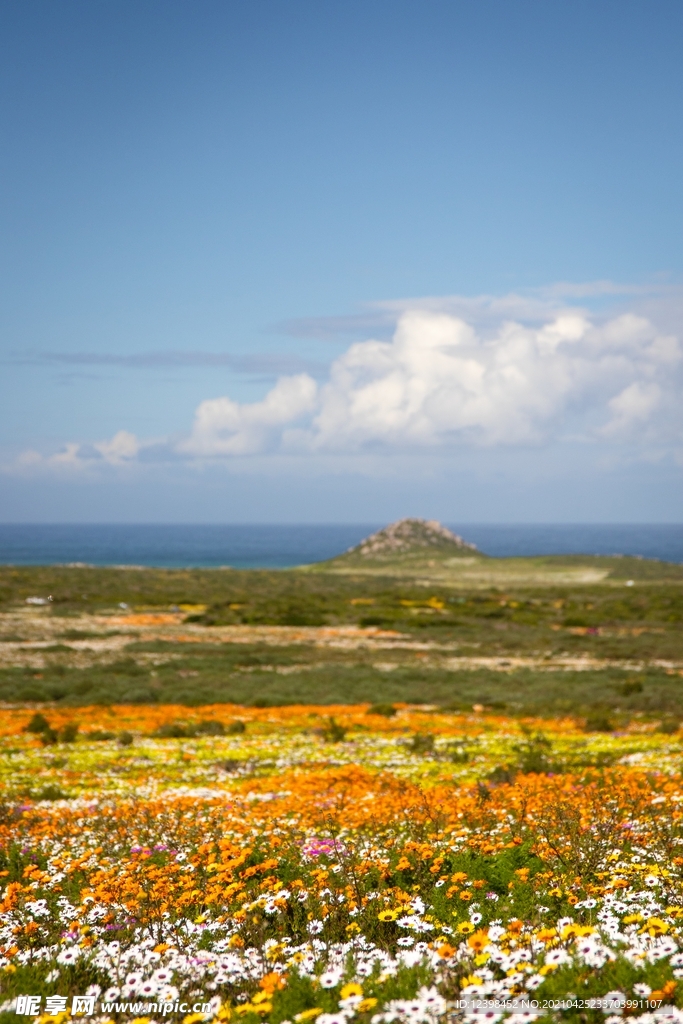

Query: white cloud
[11,430,141,473]
[170,307,680,456]
[8,297,683,473]
[94,430,140,463]
[602,382,661,436]
[302,309,680,450]
[179,374,318,456]
[310,311,556,447]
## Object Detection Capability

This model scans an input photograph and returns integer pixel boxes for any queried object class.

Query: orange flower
[467,929,490,953]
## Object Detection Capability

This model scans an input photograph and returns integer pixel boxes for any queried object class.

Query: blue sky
[2,0,683,522]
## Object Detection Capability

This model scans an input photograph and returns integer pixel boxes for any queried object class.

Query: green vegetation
[2,561,683,624]
[1,525,682,718]
[1,642,682,719]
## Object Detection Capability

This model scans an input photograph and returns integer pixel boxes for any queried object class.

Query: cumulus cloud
[94,430,140,463]
[15,430,141,471]
[311,311,585,448]
[602,382,662,436]
[182,308,679,455]
[9,299,683,472]
[179,374,318,456]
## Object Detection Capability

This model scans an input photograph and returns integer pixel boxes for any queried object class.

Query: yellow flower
[378,909,399,921]
[358,999,378,1011]
[295,1011,324,1022]
[457,921,475,934]
[641,917,668,936]
[340,983,363,999]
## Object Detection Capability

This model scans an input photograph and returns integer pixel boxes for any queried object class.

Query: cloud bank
[13,303,683,472]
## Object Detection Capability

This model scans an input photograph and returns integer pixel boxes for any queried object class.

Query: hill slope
[318,517,482,571]
[312,518,683,584]
[349,518,478,556]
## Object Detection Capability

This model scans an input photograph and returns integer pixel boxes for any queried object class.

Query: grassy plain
[0,551,681,720]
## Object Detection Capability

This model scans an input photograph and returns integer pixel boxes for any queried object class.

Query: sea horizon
[1,521,682,568]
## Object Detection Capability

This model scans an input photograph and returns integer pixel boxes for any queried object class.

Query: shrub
[24,712,51,734]
[17,687,49,702]
[448,742,472,764]
[367,703,397,717]
[359,616,388,627]
[583,712,613,733]
[658,716,680,735]
[226,720,246,735]
[34,784,66,801]
[58,723,79,743]
[409,733,435,755]
[154,722,188,739]
[194,720,226,736]
[512,732,554,774]
[320,717,347,743]
[117,731,134,747]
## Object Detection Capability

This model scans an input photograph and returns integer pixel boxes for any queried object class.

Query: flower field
[2,703,683,1022]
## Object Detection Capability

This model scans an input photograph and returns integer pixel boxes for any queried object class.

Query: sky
[1,0,683,523]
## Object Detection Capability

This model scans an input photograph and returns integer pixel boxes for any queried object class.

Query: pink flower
[301,836,348,859]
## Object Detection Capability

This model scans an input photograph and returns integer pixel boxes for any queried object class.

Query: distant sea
[0,523,682,568]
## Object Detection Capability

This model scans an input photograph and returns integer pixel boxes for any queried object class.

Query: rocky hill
[347,518,478,558]
[313,518,482,573]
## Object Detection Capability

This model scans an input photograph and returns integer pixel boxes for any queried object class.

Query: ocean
[0,523,682,568]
